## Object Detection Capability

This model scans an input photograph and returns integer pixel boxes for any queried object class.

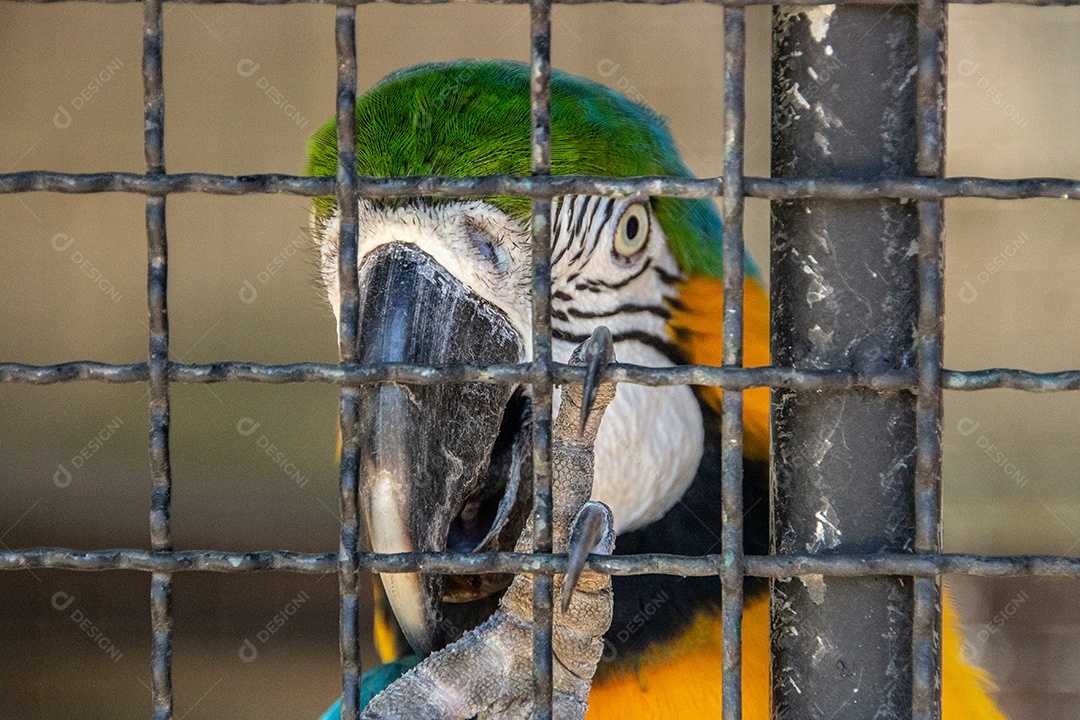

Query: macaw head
[307,60,763,657]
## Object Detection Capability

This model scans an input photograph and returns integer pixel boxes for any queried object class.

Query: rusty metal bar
[528,0,554,716]
[913,0,948,716]
[142,0,174,716]
[6,0,1080,7]
[7,548,1080,579]
[7,170,1080,200]
[720,8,747,720]
[5,361,1080,393]
[770,6,921,718]
[334,7,363,720]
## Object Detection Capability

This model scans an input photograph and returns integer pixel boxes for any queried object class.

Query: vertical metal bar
[529,0,554,716]
[143,0,173,717]
[913,0,947,717]
[335,7,362,720]
[721,8,747,720]
[769,7,919,719]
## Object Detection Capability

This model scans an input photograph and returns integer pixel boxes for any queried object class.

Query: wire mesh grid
[1,1,1080,719]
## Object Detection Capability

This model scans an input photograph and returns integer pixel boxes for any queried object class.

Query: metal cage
[3,0,1080,719]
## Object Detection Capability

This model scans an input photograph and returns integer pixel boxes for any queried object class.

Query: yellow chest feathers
[586,590,1006,720]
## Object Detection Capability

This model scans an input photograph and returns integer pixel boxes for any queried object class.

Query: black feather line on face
[580,198,615,267]
[563,301,671,321]
[589,257,654,291]
[567,196,608,268]
[570,195,591,248]
[653,265,682,286]
[550,197,570,268]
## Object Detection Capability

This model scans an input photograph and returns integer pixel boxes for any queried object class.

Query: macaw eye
[613,201,650,257]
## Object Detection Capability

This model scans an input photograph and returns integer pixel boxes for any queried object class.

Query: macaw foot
[362,327,618,720]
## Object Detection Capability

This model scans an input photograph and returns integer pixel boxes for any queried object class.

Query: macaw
[307,60,1006,719]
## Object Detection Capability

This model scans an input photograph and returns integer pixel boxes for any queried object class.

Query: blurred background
[1,3,1078,718]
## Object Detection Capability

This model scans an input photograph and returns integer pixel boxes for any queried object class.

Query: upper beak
[354,242,528,656]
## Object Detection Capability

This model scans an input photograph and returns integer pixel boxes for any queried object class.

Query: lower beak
[354,242,526,656]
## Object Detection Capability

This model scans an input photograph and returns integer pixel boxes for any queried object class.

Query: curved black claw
[578,326,615,437]
[560,501,614,612]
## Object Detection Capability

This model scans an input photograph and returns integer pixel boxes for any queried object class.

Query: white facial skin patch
[315,197,705,536]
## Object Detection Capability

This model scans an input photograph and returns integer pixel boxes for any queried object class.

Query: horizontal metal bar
[0,360,897,387]
[5,0,1078,5]
[4,548,1080,578]
[3,171,1080,201]
[942,367,1080,391]
[0,172,334,195]
[0,361,147,383]
[3,360,1080,392]
[749,554,1080,578]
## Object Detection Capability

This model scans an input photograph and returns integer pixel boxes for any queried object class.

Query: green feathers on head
[306,60,725,279]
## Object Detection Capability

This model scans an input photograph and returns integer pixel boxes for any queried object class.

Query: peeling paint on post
[770,6,919,719]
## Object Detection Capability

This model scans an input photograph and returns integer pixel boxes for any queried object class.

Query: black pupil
[625,215,640,240]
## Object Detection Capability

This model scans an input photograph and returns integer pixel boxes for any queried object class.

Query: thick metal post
[770,6,919,719]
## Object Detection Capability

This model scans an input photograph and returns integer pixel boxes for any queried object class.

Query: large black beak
[355,242,530,656]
